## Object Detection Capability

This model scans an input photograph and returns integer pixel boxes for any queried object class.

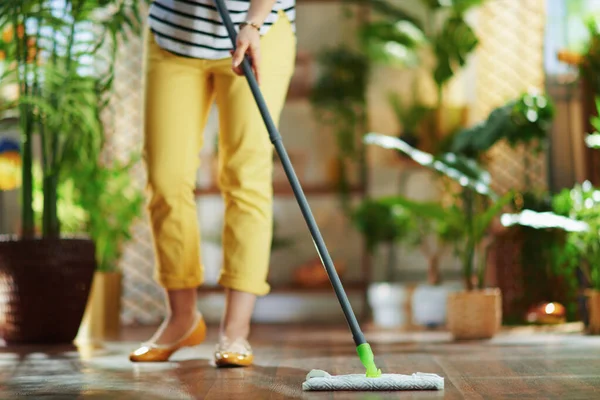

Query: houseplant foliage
[376,195,461,286]
[356,0,483,152]
[365,133,512,338]
[0,0,141,343]
[309,46,370,213]
[579,14,600,96]
[554,182,600,333]
[451,92,554,161]
[352,198,414,282]
[388,88,433,150]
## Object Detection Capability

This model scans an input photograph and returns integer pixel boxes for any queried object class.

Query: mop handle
[213,0,366,347]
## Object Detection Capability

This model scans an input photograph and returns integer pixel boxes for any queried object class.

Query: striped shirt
[148,0,296,60]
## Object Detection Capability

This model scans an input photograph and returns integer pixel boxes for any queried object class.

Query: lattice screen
[100,3,167,326]
[473,0,548,193]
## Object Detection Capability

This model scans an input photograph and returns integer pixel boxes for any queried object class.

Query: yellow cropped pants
[142,12,296,296]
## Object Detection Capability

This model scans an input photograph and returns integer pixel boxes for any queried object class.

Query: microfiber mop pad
[302,369,444,391]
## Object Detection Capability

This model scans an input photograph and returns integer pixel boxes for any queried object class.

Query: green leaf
[359,19,425,66]
[432,14,479,87]
[364,133,494,196]
[352,198,415,252]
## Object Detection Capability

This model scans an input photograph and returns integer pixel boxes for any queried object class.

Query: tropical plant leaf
[451,103,514,156]
[364,133,494,196]
[432,14,478,87]
[359,19,425,66]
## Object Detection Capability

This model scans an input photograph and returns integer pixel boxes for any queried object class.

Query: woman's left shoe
[129,313,207,362]
[214,336,254,367]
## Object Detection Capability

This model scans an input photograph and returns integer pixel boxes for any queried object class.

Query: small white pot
[411,283,461,327]
[368,283,408,328]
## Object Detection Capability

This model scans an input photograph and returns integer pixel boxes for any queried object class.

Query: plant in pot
[451,91,557,323]
[376,195,462,327]
[31,157,144,343]
[0,0,140,344]
[351,197,414,328]
[364,133,513,339]
[444,185,513,340]
[552,182,600,334]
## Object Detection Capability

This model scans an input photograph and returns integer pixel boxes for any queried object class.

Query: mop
[213,0,444,392]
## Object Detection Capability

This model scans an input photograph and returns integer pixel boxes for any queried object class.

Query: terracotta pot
[0,236,96,344]
[447,288,502,340]
[76,271,122,343]
[585,289,600,335]
[293,258,345,287]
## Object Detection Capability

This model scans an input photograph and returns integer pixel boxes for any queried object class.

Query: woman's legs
[211,12,296,342]
[142,31,214,345]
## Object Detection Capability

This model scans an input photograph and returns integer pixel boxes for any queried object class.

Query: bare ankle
[222,323,250,340]
[168,310,197,324]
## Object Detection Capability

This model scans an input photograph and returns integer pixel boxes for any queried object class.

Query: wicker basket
[447,288,502,340]
[0,236,96,344]
[585,289,600,335]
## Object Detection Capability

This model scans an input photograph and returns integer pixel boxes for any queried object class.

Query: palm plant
[0,0,142,239]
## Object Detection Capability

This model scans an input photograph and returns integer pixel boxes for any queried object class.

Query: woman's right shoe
[129,313,207,362]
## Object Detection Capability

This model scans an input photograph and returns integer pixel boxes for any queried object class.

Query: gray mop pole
[212,0,367,347]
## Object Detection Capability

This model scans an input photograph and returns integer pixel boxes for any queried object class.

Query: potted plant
[0,0,140,344]
[374,195,462,327]
[451,91,556,322]
[443,186,512,340]
[364,133,512,339]
[351,197,414,328]
[552,182,600,334]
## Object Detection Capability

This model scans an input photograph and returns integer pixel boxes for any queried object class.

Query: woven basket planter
[447,288,502,340]
[0,236,96,344]
[585,289,600,335]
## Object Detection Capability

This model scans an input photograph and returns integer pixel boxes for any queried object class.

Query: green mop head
[302,343,444,391]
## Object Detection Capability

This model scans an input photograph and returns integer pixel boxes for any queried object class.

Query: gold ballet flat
[129,314,207,362]
[214,336,253,367]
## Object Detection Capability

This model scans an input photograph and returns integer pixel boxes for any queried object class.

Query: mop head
[302,369,444,391]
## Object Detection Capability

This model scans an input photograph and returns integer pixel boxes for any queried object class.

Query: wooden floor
[1,324,600,399]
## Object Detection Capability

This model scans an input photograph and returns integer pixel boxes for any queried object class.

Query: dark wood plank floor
[1,324,600,399]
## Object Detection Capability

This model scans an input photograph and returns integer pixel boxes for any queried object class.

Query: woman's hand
[231,24,261,85]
